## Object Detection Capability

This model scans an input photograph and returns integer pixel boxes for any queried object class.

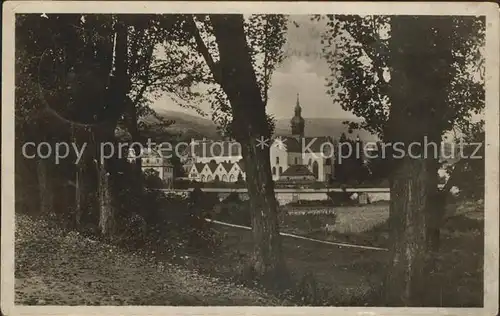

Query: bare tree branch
[186,16,222,84]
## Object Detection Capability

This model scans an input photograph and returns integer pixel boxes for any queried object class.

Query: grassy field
[195,200,484,306]
[15,201,484,306]
[282,203,390,248]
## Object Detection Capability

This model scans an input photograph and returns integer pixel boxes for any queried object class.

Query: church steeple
[295,93,301,115]
[291,93,305,137]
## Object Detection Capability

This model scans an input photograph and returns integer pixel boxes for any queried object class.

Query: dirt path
[15,214,283,306]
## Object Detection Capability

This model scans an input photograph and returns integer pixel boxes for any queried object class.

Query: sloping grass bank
[15,214,283,306]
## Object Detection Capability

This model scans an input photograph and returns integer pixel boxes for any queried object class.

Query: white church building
[183,94,335,183]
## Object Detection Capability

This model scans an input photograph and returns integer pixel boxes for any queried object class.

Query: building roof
[193,163,206,173]
[279,136,334,154]
[207,161,218,173]
[141,147,162,158]
[281,164,315,177]
[182,140,242,158]
[221,162,233,173]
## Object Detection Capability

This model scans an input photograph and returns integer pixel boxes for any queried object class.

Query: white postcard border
[2,2,499,316]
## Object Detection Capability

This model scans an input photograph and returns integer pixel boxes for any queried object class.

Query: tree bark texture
[209,14,287,285]
[74,129,99,229]
[96,15,129,238]
[384,16,454,305]
[36,159,55,215]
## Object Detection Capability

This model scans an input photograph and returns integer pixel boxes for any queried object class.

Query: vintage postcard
[2,1,499,316]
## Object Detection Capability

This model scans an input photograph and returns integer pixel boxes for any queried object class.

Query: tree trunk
[75,134,98,229]
[98,159,115,237]
[15,137,39,215]
[209,14,287,285]
[95,123,119,238]
[96,15,129,239]
[425,154,444,253]
[384,16,449,305]
[125,97,144,192]
[242,137,287,285]
[36,159,55,215]
[384,157,430,305]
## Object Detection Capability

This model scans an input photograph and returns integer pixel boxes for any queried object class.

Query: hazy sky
[151,16,357,120]
[151,16,483,124]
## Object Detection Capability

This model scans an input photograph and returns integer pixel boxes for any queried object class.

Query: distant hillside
[143,110,379,142]
[275,118,379,142]
[142,110,221,141]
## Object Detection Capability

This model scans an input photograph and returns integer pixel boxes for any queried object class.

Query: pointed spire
[294,92,302,115]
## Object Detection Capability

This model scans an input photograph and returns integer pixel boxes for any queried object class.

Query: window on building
[276,157,279,165]
[279,167,282,175]
[272,167,276,175]
[294,157,298,165]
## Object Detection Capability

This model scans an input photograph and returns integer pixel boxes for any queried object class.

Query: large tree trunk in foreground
[425,155,444,253]
[96,16,129,239]
[208,14,287,285]
[384,16,453,305]
[385,157,430,305]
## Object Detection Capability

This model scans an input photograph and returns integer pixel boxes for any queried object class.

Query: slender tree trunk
[98,160,115,237]
[75,131,98,228]
[15,135,39,215]
[125,97,144,191]
[37,158,55,215]
[95,123,119,238]
[209,14,287,285]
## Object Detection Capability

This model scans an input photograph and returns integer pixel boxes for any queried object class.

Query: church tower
[290,93,305,137]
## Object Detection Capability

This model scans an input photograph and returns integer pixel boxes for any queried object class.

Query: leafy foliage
[320,15,485,139]
[333,133,370,184]
[446,120,485,200]
[142,169,165,189]
[185,15,288,137]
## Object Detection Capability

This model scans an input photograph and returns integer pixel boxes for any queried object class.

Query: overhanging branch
[186,15,222,85]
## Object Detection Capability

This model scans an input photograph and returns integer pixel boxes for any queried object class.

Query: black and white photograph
[2,2,499,315]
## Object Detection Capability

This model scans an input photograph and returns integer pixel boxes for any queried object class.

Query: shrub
[327,191,358,206]
[142,169,164,189]
[214,199,252,226]
[115,187,221,256]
